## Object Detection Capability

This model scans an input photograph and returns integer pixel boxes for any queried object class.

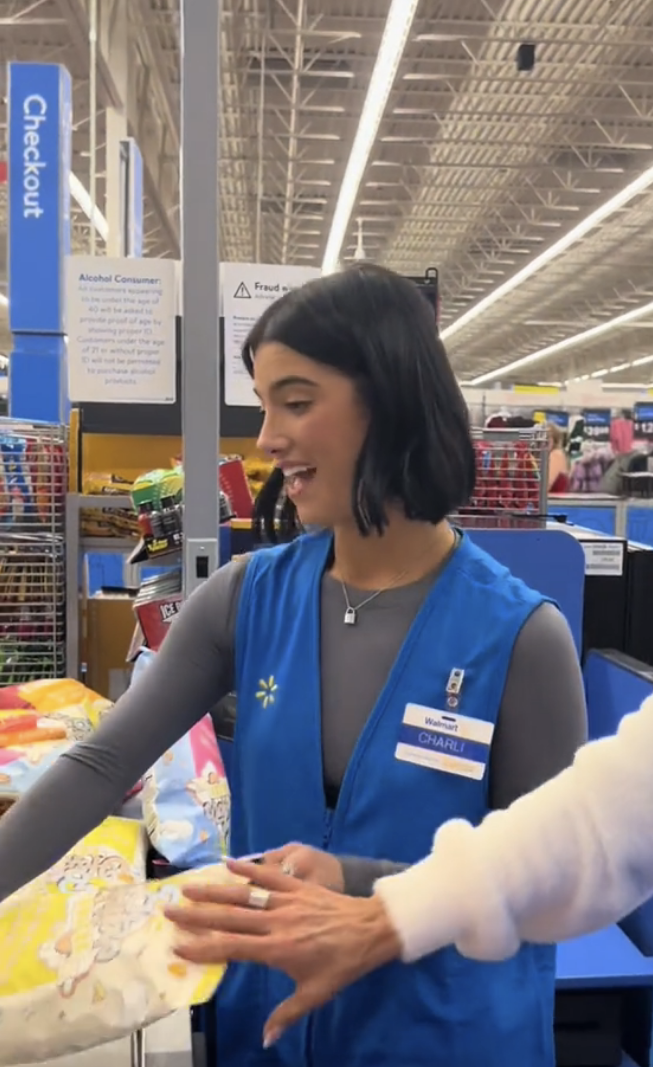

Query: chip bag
[0,679,113,795]
[0,814,231,1065]
[133,650,231,867]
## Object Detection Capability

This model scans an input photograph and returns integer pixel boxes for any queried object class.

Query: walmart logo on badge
[424,713,459,733]
[396,702,495,780]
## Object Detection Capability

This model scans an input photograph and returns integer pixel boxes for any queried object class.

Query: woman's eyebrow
[255,376,319,399]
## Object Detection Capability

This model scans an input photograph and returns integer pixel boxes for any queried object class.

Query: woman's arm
[375,694,653,962]
[339,603,586,896]
[548,448,568,490]
[0,559,247,902]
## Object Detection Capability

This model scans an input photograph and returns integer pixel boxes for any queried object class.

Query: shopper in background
[547,422,570,492]
[170,690,653,1050]
[611,409,634,455]
[0,265,586,1067]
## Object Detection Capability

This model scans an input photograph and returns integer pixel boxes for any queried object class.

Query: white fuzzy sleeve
[374,696,653,962]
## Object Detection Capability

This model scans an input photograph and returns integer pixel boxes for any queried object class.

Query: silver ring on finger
[247,886,271,910]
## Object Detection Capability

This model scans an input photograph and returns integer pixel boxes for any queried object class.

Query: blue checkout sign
[8,62,72,335]
[634,402,653,442]
[582,408,611,444]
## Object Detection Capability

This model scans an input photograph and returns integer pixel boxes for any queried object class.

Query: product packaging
[0,679,143,799]
[132,468,184,559]
[133,571,183,651]
[0,817,231,1065]
[81,474,140,539]
[0,679,111,793]
[218,457,254,518]
[134,649,231,867]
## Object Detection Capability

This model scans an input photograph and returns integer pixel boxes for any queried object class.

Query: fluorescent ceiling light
[441,160,653,342]
[321,0,419,274]
[471,297,653,385]
[403,72,449,81]
[0,174,108,316]
[416,33,465,41]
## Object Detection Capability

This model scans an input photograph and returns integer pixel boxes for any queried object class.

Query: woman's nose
[256,411,288,457]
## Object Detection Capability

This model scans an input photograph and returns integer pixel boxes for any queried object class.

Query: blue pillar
[8,62,72,423]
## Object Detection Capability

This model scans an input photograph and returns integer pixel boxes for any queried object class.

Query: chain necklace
[341,570,408,626]
[339,530,461,626]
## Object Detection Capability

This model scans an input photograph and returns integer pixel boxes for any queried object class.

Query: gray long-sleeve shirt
[0,555,587,901]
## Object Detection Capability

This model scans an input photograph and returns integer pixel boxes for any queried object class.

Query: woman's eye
[285,400,311,413]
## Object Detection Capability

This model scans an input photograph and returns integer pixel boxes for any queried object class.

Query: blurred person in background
[547,422,570,493]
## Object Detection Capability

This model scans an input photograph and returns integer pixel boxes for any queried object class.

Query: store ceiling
[2,0,653,389]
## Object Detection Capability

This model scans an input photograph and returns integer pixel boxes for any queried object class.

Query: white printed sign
[582,540,624,577]
[66,256,178,404]
[221,262,320,407]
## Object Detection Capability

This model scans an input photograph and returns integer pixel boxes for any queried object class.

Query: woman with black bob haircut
[246,264,476,543]
[165,264,586,1067]
[0,265,585,1067]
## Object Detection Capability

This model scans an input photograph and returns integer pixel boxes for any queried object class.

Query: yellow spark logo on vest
[256,676,278,707]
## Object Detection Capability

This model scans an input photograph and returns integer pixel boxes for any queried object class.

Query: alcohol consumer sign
[66,256,177,404]
[582,408,611,444]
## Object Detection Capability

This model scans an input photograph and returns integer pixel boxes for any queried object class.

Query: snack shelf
[80,537,139,554]
[65,493,141,679]
[67,490,189,679]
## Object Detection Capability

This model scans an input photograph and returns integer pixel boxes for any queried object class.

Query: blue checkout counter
[551,494,653,547]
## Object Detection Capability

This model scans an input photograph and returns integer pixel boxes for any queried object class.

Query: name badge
[395,703,494,781]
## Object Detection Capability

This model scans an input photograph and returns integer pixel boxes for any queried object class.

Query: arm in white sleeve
[374,695,653,963]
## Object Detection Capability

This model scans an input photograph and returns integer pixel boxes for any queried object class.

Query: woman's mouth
[283,466,317,498]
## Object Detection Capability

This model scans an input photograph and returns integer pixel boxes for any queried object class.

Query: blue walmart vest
[215,530,556,1067]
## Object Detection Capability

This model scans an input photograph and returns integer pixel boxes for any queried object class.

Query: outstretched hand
[164,859,402,1048]
[263,842,345,891]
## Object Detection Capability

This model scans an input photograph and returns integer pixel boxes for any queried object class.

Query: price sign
[634,402,653,442]
[545,410,569,429]
[582,408,611,444]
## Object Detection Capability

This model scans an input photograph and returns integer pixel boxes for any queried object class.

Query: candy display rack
[0,419,67,684]
[65,492,140,679]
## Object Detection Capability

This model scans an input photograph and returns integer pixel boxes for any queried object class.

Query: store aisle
[34,1011,193,1067]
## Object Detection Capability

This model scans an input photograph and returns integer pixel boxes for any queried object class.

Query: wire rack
[0,420,67,684]
[456,425,549,530]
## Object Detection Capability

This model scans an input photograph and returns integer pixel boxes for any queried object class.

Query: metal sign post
[180,0,220,597]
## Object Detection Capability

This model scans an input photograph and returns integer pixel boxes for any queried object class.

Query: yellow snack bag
[0,822,230,1064]
[16,678,112,731]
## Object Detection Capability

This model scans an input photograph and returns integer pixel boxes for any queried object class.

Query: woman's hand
[263,843,344,892]
[165,859,402,1048]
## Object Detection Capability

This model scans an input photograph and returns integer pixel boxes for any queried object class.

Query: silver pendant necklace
[340,566,411,625]
[338,530,461,626]
[341,583,389,625]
